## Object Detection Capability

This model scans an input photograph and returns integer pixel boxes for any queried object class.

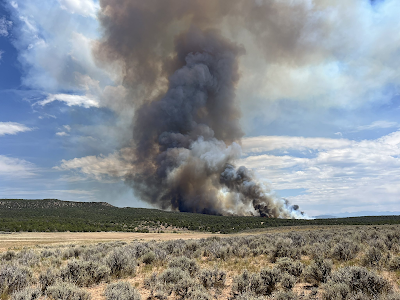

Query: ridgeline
[1,199,399,234]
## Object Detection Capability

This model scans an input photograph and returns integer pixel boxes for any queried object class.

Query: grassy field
[0,225,399,300]
[1,199,400,234]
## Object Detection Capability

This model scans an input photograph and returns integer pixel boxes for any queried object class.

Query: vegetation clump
[0,221,400,299]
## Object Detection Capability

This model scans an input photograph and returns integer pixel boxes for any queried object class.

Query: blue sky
[0,0,400,216]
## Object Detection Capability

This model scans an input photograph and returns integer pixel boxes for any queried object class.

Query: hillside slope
[1,199,400,233]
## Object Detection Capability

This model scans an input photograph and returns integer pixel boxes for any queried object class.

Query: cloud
[37,94,99,108]
[7,1,112,94]
[0,155,37,178]
[0,122,32,136]
[55,148,135,181]
[56,131,69,137]
[57,0,99,17]
[241,136,353,154]
[355,120,398,132]
[239,131,400,215]
[0,16,12,36]
[0,187,96,201]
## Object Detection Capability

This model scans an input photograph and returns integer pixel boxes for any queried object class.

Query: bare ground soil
[0,231,221,251]
[0,225,342,252]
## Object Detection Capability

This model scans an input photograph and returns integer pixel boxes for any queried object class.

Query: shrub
[105,248,136,278]
[322,283,350,300]
[309,243,329,259]
[304,258,332,285]
[234,292,263,300]
[2,251,16,261]
[388,256,400,271]
[39,268,59,293]
[61,259,109,286]
[276,258,303,277]
[141,251,156,265]
[149,284,168,300]
[235,268,281,296]
[104,282,141,300]
[62,246,82,260]
[329,266,391,297]
[168,257,198,277]
[270,238,299,262]
[381,294,400,300]
[331,240,359,261]
[46,282,90,300]
[280,273,296,290]
[258,268,281,295]
[0,264,32,294]
[41,250,55,258]
[198,268,226,289]
[362,247,382,268]
[159,268,187,285]
[249,273,265,296]
[11,287,40,300]
[187,287,212,300]
[274,291,298,300]
[232,270,251,295]
[17,250,39,267]
[154,248,167,262]
[173,277,197,298]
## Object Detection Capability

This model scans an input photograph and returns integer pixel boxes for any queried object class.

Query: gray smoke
[96,0,307,218]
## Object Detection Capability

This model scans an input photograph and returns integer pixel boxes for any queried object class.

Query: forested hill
[0,199,399,233]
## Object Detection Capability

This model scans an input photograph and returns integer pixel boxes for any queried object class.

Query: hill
[1,199,400,233]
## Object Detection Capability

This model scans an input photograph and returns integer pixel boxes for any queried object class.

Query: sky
[0,0,399,217]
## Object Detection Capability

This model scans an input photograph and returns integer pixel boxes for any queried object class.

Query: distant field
[0,231,222,252]
[1,199,400,233]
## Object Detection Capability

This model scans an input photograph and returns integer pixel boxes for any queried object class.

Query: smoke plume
[95,0,307,218]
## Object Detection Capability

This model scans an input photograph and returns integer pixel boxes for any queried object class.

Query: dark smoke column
[124,29,297,217]
[95,1,305,218]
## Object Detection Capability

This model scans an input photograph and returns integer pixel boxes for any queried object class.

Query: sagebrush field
[1,225,400,300]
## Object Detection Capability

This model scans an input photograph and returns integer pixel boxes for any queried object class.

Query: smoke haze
[95,0,310,217]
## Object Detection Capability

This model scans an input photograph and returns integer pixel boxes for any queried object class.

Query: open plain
[1,225,400,300]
